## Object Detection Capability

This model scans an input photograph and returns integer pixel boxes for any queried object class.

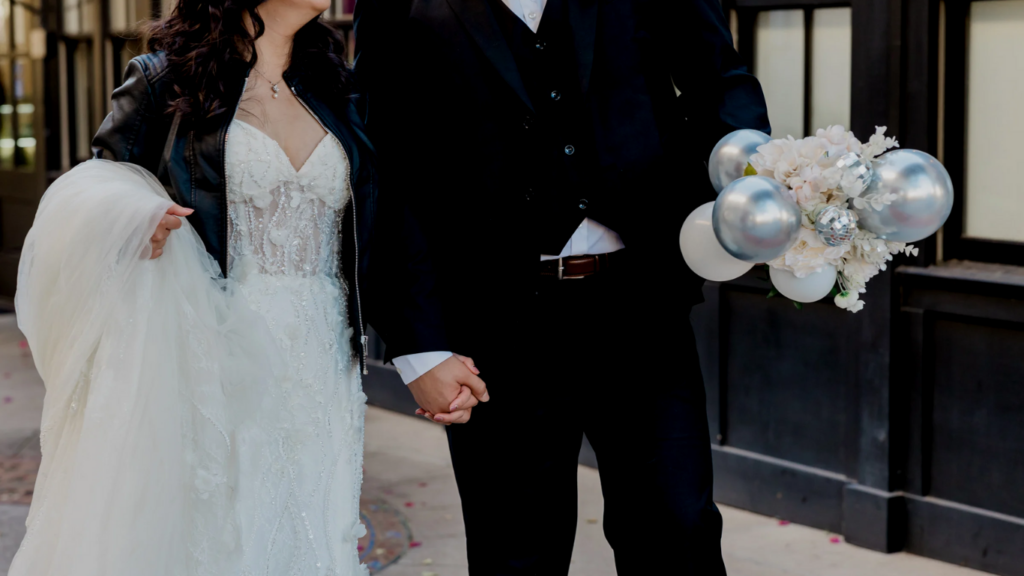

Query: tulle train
[10,160,284,576]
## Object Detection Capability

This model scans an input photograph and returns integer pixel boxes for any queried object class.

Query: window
[108,0,144,33]
[755,10,805,139]
[963,0,1024,243]
[942,0,1024,264]
[64,0,98,36]
[0,0,38,171]
[810,8,852,132]
[738,5,853,140]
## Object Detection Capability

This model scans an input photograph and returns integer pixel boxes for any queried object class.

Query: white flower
[751,137,789,174]
[819,165,844,192]
[835,290,865,313]
[839,257,879,291]
[816,125,862,158]
[241,179,274,209]
[769,227,848,278]
[861,126,899,160]
[751,137,800,180]
[840,170,867,199]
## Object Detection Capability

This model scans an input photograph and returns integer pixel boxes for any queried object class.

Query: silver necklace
[253,67,282,99]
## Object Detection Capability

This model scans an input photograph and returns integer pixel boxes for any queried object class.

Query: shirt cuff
[392,351,453,385]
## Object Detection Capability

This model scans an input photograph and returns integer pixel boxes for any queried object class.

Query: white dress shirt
[392,0,626,384]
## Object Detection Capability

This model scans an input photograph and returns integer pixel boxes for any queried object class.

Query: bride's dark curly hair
[146,0,354,119]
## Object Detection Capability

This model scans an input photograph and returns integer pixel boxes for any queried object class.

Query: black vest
[490,0,604,254]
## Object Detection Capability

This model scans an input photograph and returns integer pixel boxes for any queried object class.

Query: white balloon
[680,202,754,282]
[769,264,838,303]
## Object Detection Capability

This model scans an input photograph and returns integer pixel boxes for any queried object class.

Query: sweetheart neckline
[232,119,334,175]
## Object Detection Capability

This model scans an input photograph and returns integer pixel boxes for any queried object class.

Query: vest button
[564,145,575,155]
[523,116,533,129]
[578,199,589,210]
[535,41,547,50]
[551,90,561,101]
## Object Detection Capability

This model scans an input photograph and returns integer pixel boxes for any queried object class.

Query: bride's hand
[413,354,486,425]
[150,204,194,259]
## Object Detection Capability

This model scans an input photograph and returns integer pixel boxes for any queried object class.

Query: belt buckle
[557,257,588,280]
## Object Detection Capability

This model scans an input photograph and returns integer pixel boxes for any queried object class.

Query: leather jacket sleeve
[92,59,169,174]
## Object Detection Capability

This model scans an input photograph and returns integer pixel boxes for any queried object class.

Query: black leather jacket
[93,52,380,369]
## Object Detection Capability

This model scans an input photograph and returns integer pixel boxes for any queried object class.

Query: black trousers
[446,256,726,575]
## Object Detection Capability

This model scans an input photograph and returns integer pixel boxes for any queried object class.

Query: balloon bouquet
[681,126,954,312]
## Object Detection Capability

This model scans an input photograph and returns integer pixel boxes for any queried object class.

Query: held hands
[149,204,194,259]
[409,354,489,425]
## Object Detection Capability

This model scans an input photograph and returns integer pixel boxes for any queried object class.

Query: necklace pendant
[271,84,280,99]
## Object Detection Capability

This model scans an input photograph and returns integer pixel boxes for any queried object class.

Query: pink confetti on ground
[2,372,9,379]
[383,488,394,495]
[18,340,28,349]
[830,536,842,544]
[410,541,422,548]
[2,396,12,404]
[418,482,428,488]
[357,545,364,552]
[778,520,791,526]
[404,502,415,508]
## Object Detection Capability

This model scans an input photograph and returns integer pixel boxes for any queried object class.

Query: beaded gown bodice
[227,119,350,280]
[224,119,368,576]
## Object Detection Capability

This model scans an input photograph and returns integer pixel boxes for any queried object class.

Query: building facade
[698,2,1024,575]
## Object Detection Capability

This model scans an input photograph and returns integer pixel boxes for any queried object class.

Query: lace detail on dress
[225,119,367,576]
[227,120,350,280]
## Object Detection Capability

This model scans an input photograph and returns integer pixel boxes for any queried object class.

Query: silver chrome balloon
[835,152,874,192]
[712,176,802,262]
[854,149,954,243]
[815,205,859,247]
[708,129,772,193]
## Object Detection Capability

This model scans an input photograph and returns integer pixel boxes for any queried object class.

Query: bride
[8,1,485,575]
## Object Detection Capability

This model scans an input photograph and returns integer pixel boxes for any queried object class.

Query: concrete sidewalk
[363,407,989,576]
[0,313,991,576]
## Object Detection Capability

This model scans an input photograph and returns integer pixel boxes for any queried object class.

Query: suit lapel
[446,0,534,111]
[567,0,599,94]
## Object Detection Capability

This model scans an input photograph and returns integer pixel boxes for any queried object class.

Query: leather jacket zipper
[289,84,369,375]
[222,76,249,276]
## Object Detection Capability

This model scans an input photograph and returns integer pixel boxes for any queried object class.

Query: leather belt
[539,252,618,280]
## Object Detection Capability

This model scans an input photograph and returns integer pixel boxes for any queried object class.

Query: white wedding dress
[9,120,367,576]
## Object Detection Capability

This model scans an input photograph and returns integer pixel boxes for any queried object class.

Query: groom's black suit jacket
[357,0,770,361]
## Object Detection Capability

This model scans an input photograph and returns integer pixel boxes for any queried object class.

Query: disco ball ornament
[815,206,859,247]
[708,129,772,193]
[835,152,874,192]
[853,149,954,243]
[712,176,802,262]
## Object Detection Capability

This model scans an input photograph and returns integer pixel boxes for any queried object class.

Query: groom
[357,0,769,573]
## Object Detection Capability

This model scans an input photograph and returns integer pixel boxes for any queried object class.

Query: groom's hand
[408,355,489,425]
